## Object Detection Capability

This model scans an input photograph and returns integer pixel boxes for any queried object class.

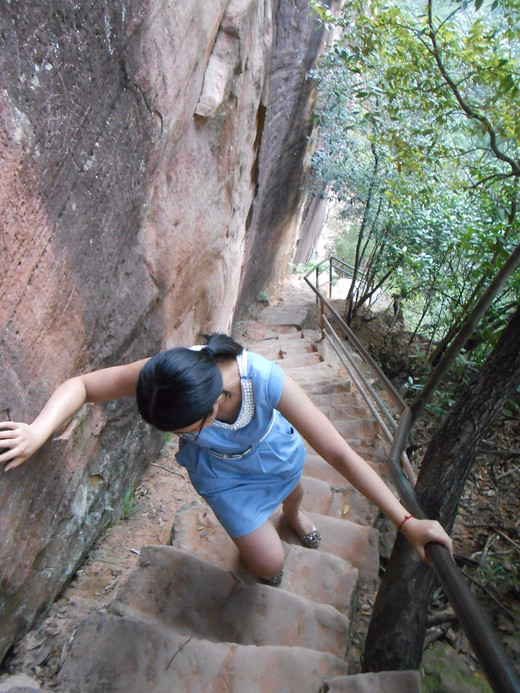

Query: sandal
[298,527,322,549]
[260,570,284,586]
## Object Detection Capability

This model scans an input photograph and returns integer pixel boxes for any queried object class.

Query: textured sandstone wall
[0,0,327,660]
[237,0,337,312]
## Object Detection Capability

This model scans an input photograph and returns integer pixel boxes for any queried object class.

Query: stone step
[237,323,302,342]
[331,418,381,440]
[303,441,381,467]
[112,546,350,656]
[300,473,379,527]
[310,392,362,409]
[273,513,380,581]
[304,453,353,487]
[278,358,337,375]
[248,331,322,352]
[303,451,383,481]
[322,670,422,693]
[57,610,351,693]
[329,486,380,527]
[256,304,316,327]
[274,352,325,369]
[170,501,360,614]
[170,496,378,582]
[300,474,335,515]
[314,402,368,420]
[254,340,319,360]
[266,329,308,340]
[291,377,353,396]
[274,350,336,370]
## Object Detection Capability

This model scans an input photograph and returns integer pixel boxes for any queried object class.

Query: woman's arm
[277,374,453,561]
[0,358,149,471]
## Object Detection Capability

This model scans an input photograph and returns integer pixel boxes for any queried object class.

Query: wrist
[30,420,56,449]
[397,514,414,532]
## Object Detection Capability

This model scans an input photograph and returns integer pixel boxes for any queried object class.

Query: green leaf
[499,73,516,93]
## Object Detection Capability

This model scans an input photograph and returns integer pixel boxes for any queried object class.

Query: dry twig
[149,462,186,478]
[459,568,514,620]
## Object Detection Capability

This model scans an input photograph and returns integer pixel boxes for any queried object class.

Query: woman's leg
[282,481,315,535]
[232,520,285,580]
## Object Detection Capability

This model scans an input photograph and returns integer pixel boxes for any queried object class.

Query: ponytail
[200,334,243,361]
[136,334,243,431]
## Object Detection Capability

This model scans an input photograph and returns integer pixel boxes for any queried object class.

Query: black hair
[200,333,243,361]
[136,334,243,431]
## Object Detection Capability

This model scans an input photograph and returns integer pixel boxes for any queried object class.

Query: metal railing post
[303,256,520,693]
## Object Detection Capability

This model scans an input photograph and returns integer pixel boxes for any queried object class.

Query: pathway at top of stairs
[52,276,422,693]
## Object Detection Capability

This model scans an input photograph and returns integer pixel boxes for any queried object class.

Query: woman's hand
[400,516,453,562]
[0,360,149,473]
[0,421,47,471]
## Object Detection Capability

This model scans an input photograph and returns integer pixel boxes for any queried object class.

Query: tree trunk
[363,301,520,672]
[345,142,380,324]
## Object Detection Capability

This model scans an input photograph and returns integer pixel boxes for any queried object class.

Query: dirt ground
[67,440,192,606]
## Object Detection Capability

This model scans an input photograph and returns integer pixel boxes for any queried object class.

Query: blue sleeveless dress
[175,350,306,538]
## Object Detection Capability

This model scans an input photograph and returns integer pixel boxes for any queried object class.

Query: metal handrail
[304,257,520,693]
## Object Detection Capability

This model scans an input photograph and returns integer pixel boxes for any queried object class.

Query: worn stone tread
[304,440,380,463]
[170,501,360,614]
[57,610,351,693]
[256,306,314,327]
[274,513,379,581]
[111,546,350,656]
[303,454,359,487]
[279,358,336,373]
[322,670,422,692]
[330,417,381,439]
[296,380,353,396]
[329,486,380,526]
[310,393,362,409]
[313,402,367,420]
[254,341,318,360]
[300,474,335,515]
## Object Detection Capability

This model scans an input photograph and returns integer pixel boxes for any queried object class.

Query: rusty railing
[304,256,520,693]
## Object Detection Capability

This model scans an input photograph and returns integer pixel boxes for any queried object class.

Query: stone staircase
[54,277,422,692]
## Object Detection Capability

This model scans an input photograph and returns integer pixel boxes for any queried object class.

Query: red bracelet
[398,514,413,532]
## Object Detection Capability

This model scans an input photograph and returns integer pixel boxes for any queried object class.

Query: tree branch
[426,0,520,177]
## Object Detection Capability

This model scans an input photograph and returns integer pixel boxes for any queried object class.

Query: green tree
[311,0,520,361]
[311,0,520,677]
[363,300,520,676]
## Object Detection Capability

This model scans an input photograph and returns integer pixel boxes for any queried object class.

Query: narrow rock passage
[54,277,422,692]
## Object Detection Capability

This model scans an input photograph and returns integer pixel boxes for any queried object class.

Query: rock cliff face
[0,0,331,660]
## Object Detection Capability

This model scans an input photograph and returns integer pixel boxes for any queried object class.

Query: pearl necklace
[212,351,255,431]
[212,378,255,430]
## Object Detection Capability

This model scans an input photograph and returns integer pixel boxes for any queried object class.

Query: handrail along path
[304,256,520,693]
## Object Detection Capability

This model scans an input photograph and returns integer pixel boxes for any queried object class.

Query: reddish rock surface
[0,0,336,664]
[237,0,342,313]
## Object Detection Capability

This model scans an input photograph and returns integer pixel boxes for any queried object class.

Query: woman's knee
[242,550,284,579]
[233,523,285,579]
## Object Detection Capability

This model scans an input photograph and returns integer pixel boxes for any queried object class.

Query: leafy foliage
[310,0,520,364]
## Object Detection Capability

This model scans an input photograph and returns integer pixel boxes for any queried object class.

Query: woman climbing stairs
[54,277,422,692]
